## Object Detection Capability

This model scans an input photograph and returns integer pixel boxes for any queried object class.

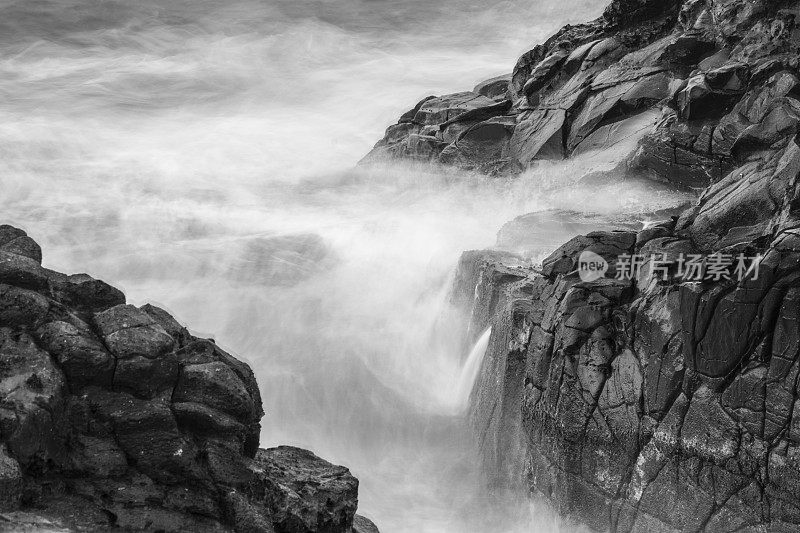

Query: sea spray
[0,0,688,531]
[451,327,492,414]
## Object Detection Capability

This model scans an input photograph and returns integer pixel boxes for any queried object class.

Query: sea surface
[0,1,688,530]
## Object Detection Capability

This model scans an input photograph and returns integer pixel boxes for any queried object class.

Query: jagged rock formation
[364,0,799,190]
[368,0,800,531]
[463,218,800,531]
[0,225,376,532]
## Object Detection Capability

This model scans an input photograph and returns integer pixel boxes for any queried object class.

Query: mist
[0,0,691,531]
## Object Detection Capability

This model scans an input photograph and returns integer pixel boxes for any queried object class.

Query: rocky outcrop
[362,91,517,175]
[0,225,372,532]
[364,0,799,192]
[365,0,800,530]
[463,213,800,531]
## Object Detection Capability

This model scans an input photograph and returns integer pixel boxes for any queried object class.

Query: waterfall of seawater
[449,327,492,415]
[0,0,692,531]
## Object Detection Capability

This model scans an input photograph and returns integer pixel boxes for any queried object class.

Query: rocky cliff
[0,225,377,532]
[369,0,800,531]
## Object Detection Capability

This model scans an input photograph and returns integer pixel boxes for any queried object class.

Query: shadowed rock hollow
[0,225,377,532]
[368,0,800,530]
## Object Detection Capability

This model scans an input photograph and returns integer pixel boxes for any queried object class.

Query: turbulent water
[1,1,691,531]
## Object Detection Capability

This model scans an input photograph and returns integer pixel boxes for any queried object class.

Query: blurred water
[0,0,689,531]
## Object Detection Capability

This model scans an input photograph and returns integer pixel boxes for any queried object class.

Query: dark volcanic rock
[361,91,515,172]
[0,226,370,532]
[247,447,358,533]
[364,0,799,197]
[384,0,800,530]
[461,218,800,531]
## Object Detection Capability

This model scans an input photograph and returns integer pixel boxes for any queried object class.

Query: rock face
[364,0,800,530]
[463,218,800,531]
[362,91,517,175]
[0,225,369,532]
[364,0,799,191]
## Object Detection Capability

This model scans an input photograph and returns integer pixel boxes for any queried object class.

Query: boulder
[86,389,199,484]
[141,303,189,342]
[52,275,125,315]
[0,226,41,264]
[93,304,175,359]
[352,515,380,533]
[174,361,255,421]
[114,353,179,398]
[0,251,52,292]
[0,285,50,329]
[247,446,359,533]
[36,320,115,389]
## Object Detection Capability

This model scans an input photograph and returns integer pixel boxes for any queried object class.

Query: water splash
[449,327,492,414]
[0,1,693,531]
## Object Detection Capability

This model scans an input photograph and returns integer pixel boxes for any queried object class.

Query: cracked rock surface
[462,218,800,531]
[364,0,800,194]
[366,0,800,530]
